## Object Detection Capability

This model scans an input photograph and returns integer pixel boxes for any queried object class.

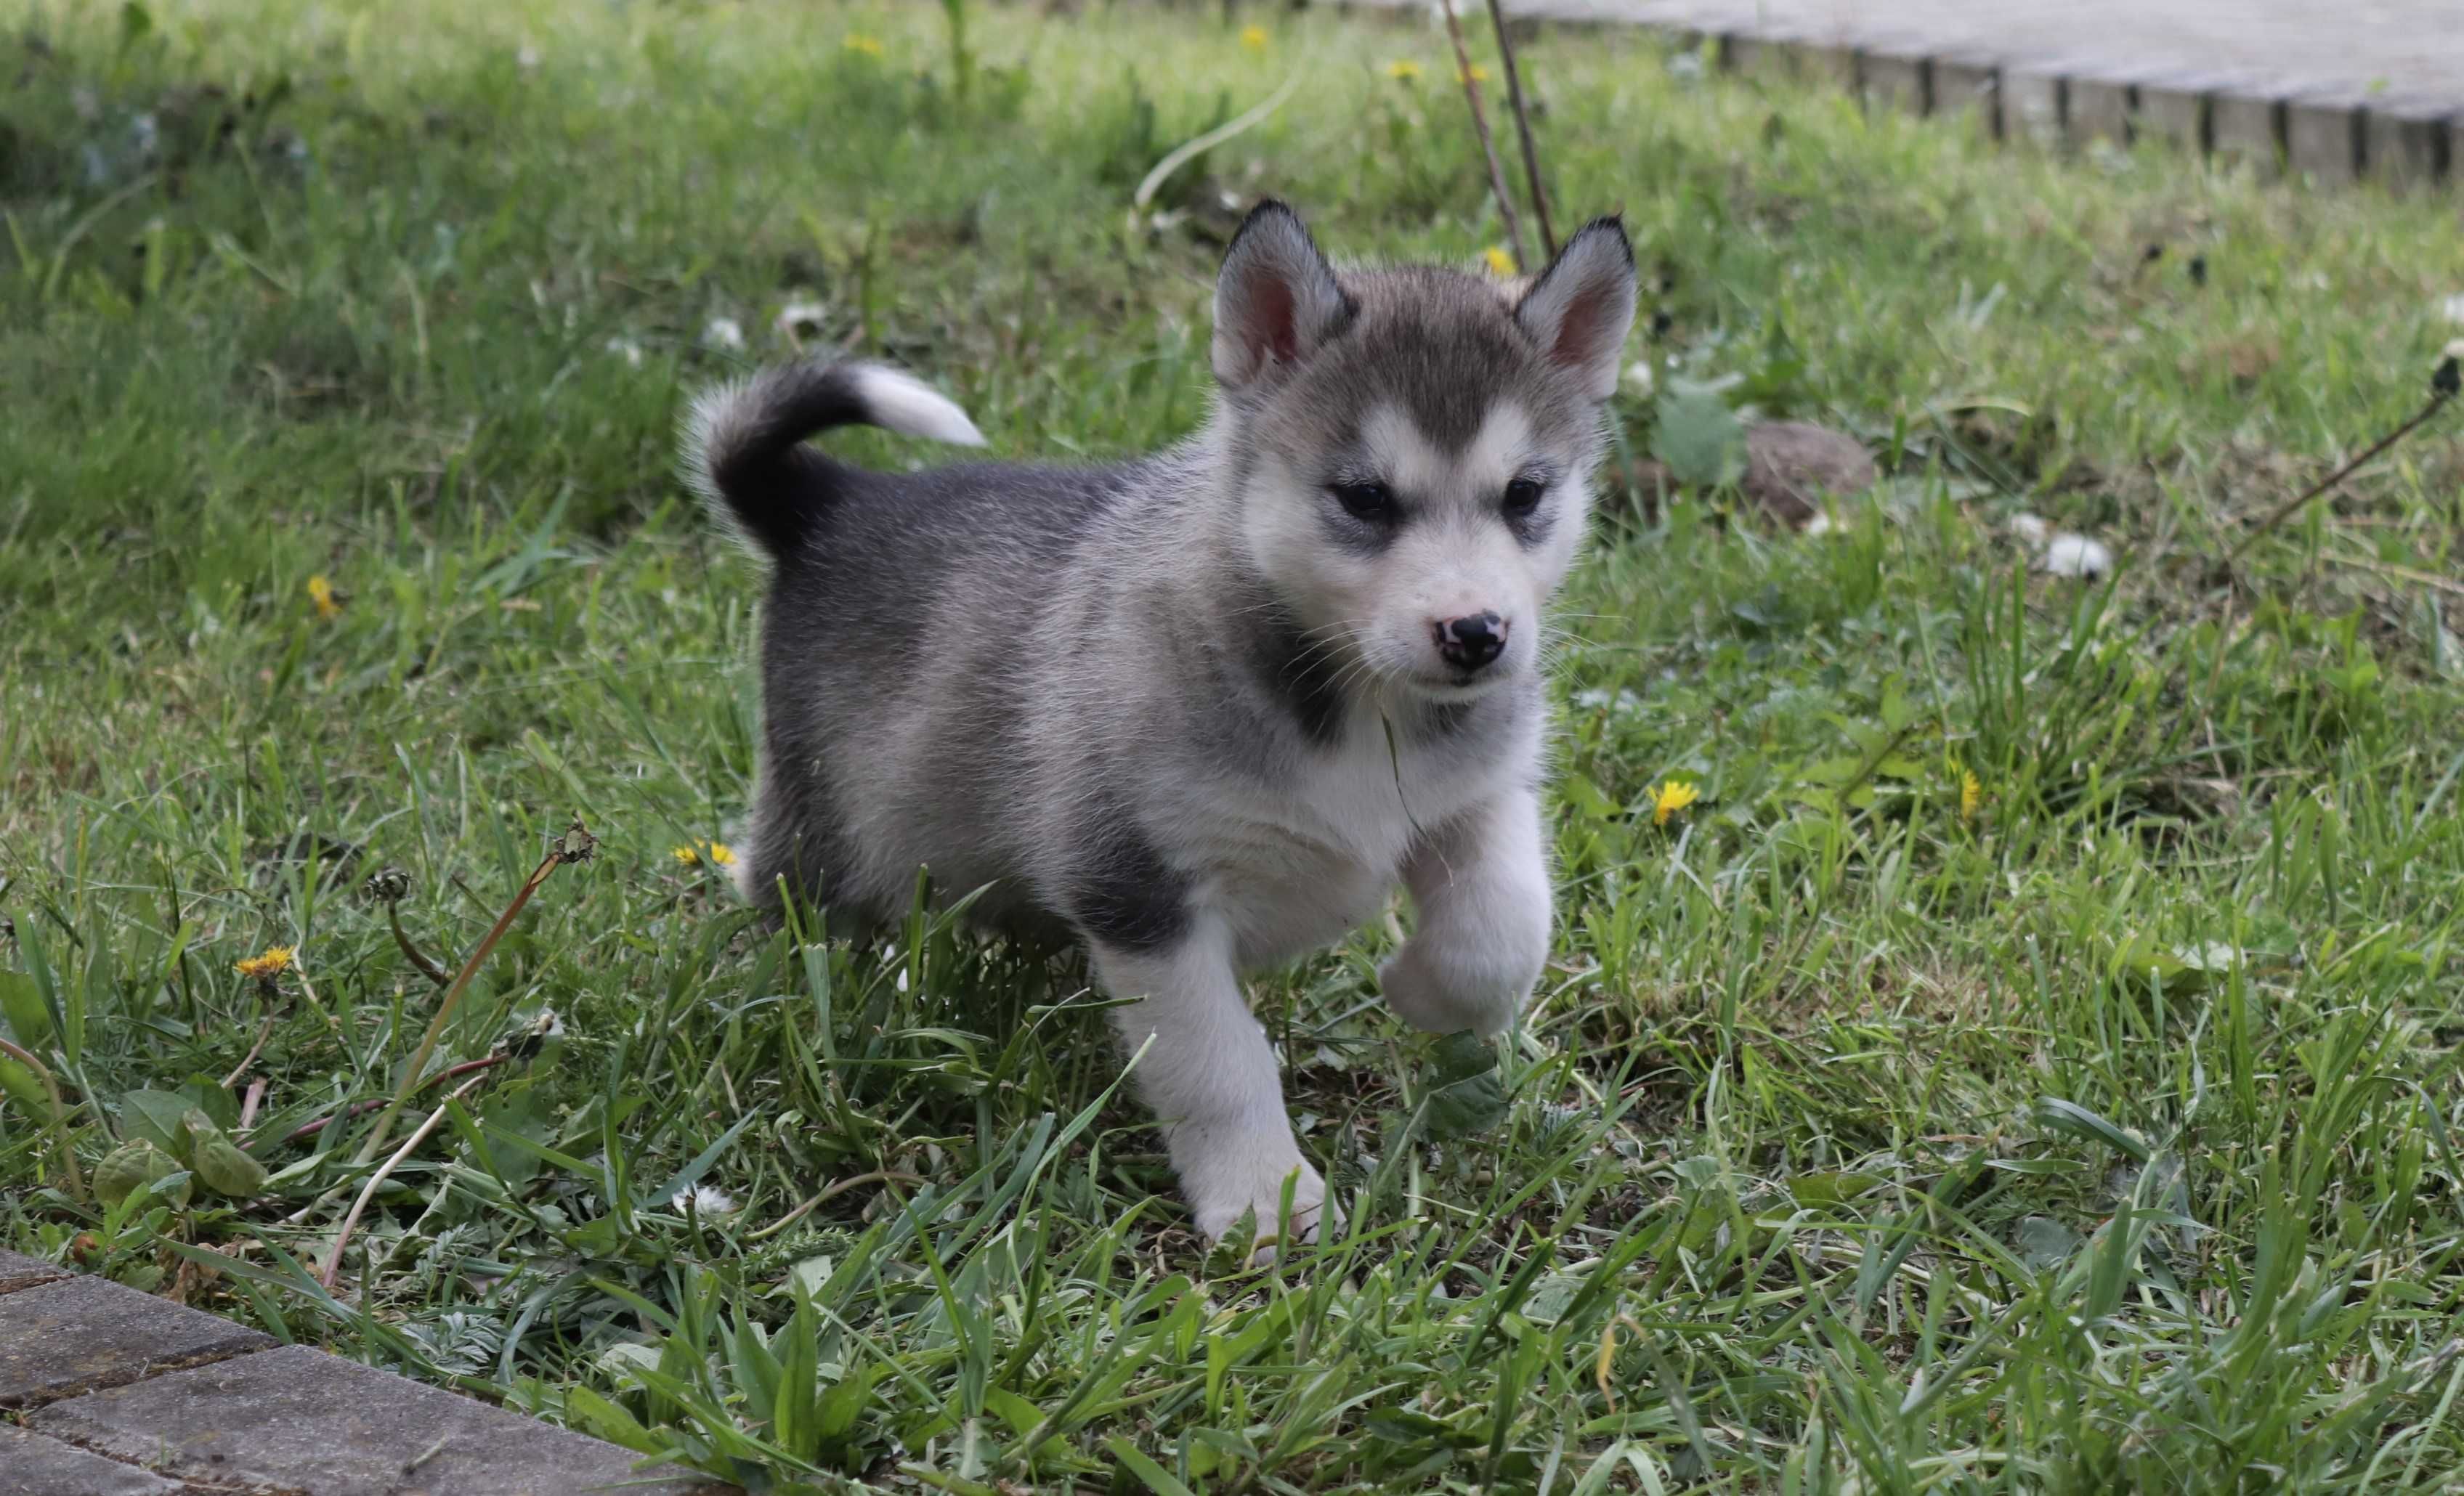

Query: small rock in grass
[1618,420,1876,529]
[1738,421,1879,529]
[2040,532,2114,579]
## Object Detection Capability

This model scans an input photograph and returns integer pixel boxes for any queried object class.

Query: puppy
[684,202,1636,1248]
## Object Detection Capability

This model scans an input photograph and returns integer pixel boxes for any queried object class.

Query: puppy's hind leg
[1093,914,1329,1256]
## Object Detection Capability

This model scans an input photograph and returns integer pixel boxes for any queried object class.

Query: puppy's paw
[1378,945,1524,1037]
[1184,1139,1332,1263]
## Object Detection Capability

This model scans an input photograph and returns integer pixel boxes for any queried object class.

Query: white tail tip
[852,365,986,447]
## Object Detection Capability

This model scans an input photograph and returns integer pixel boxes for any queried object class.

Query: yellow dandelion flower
[234,946,296,980]
[307,574,341,620]
[672,844,702,865]
[1649,781,1701,826]
[673,840,737,868]
[1483,245,1517,277]
[704,842,737,866]
[1385,59,1422,81]
[1961,770,1982,821]
[1459,62,1490,83]
[1241,25,1268,50]
[843,33,884,57]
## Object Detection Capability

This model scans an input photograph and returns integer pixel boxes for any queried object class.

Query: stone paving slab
[31,1346,726,1496]
[0,1278,273,1410]
[0,1424,195,1495]
[0,1247,70,1293]
[1360,0,2457,185]
[1438,0,2464,115]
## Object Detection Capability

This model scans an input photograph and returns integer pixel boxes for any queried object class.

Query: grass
[6,0,2464,1489]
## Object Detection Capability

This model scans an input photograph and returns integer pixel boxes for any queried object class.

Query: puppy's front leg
[1094,916,1326,1251]
[1380,786,1553,1036]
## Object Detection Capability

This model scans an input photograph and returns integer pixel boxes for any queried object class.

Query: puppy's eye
[1329,481,1395,521]
[1502,478,1547,516]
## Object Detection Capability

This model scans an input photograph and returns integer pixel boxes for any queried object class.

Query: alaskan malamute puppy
[685,202,1636,1251]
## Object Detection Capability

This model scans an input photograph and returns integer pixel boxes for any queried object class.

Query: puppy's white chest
[1208,720,1504,966]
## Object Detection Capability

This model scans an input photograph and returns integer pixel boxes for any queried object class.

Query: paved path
[1387,0,2460,185]
[0,1250,731,1496]
[1479,1,2463,115]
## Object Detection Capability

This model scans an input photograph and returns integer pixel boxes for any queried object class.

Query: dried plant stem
[1440,0,1528,271]
[273,1054,510,1145]
[320,1071,492,1288]
[2228,384,2455,561]
[0,1035,83,1201]
[388,902,452,988]
[352,824,591,1168]
[744,1169,929,1242]
[1484,0,1556,259]
[219,1012,278,1089]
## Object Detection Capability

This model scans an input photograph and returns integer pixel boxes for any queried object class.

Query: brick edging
[0,1252,733,1495]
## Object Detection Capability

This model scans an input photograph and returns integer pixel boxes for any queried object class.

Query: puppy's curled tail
[681,360,986,559]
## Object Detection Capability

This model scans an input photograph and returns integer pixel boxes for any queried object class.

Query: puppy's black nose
[1434,611,1507,670]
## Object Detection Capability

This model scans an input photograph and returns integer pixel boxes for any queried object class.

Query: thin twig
[2318,552,2464,599]
[1484,0,1556,259]
[1439,0,1528,271]
[1132,65,1304,216]
[2228,373,2456,561]
[272,1054,511,1145]
[743,1170,928,1242]
[319,1071,493,1288]
[351,821,594,1168]
[0,1035,83,1202]
[219,1012,278,1089]
[389,902,452,988]
[238,1077,267,1134]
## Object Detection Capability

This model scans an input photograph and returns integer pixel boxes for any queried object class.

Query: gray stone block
[0,1248,67,1294]
[2136,88,2206,151]
[0,1277,272,1409]
[0,1425,191,1495]
[2066,78,2132,145]
[2212,94,2284,174]
[2287,103,2359,183]
[1932,62,1998,134]
[1859,52,1926,114]
[2003,70,2062,143]
[2367,110,2449,187]
[33,1346,727,1496]
[1725,36,1852,89]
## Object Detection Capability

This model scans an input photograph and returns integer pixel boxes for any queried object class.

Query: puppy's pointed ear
[1514,217,1638,401]
[1212,200,1353,392]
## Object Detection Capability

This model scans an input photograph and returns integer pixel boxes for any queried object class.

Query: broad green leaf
[0,971,50,1046]
[1652,382,1746,489]
[1423,1030,1507,1141]
[2014,1214,2083,1271]
[118,1090,197,1159]
[0,1057,50,1119]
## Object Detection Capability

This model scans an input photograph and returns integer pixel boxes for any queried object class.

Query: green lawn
[7,0,2464,1489]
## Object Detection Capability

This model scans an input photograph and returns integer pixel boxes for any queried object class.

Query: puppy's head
[1212,202,1636,703]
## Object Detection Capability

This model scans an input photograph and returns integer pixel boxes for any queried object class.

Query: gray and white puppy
[685,202,1636,1247]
